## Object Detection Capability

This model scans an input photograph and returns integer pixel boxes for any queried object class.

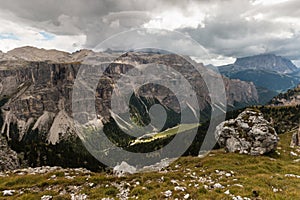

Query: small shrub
[104,187,118,196]
[199,187,208,194]
[131,186,146,196]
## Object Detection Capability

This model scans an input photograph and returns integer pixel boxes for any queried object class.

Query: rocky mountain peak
[234,54,298,74]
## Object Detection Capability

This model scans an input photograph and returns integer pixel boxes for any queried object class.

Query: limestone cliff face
[0,51,258,143]
[224,78,258,107]
[0,61,78,144]
[0,47,259,170]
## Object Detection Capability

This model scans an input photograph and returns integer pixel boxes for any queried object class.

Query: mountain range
[1,46,300,170]
[0,46,260,170]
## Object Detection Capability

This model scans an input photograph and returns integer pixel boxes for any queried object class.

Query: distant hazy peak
[6,46,72,63]
[234,54,298,74]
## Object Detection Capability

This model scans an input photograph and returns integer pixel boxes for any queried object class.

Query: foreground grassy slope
[0,131,300,200]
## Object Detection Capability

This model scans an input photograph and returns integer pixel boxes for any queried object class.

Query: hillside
[0,131,299,199]
[269,84,300,106]
[223,69,299,93]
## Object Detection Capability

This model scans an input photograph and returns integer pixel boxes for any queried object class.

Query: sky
[0,0,300,65]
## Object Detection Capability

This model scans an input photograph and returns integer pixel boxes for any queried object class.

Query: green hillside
[0,130,299,199]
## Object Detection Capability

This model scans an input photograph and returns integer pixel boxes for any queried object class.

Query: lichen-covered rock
[113,161,137,177]
[215,109,279,155]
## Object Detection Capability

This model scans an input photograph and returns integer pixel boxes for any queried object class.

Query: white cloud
[252,0,290,5]
[143,8,205,30]
[191,55,236,66]
[0,12,86,52]
[0,0,300,64]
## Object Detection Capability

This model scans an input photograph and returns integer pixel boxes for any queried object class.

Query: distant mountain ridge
[218,54,300,103]
[219,54,299,75]
[234,54,298,74]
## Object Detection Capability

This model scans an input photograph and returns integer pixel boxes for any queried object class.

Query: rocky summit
[215,109,279,155]
[234,54,298,74]
[218,54,300,103]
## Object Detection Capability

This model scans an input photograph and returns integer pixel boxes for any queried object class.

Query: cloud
[39,32,55,41]
[177,0,300,64]
[0,12,86,52]
[0,0,300,65]
[0,33,19,40]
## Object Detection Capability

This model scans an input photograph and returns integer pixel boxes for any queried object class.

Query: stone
[215,109,279,155]
[233,184,244,188]
[213,183,224,189]
[113,161,137,177]
[285,174,300,179]
[163,190,172,197]
[225,173,232,177]
[2,190,15,196]
[71,193,87,200]
[224,190,230,195]
[290,130,300,147]
[232,196,243,200]
[290,151,298,156]
[41,195,53,200]
[174,186,186,191]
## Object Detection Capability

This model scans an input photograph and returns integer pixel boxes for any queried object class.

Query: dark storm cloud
[0,0,163,47]
[177,0,300,61]
[181,18,289,57]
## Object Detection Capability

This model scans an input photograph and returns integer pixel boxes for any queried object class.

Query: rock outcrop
[113,161,137,177]
[0,135,19,171]
[269,84,300,107]
[290,129,300,147]
[215,109,279,155]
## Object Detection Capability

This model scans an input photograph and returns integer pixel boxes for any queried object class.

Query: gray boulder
[113,161,137,177]
[215,109,279,155]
